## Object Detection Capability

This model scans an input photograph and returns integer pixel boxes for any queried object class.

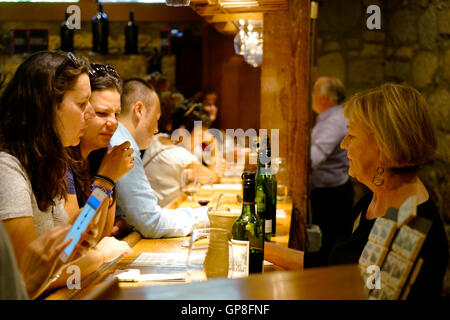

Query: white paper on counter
[213,184,242,191]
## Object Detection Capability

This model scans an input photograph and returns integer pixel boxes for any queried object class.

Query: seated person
[266,83,448,300]
[143,99,218,203]
[109,79,209,238]
[65,63,135,241]
[0,51,130,294]
[156,90,184,134]
[193,89,219,125]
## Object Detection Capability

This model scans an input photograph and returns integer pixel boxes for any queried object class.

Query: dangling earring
[372,167,384,186]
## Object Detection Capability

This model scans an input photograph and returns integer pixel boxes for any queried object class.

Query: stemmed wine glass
[181,168,197,203]
[194,176,214,208]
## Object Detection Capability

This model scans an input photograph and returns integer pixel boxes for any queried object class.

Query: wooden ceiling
[189,0,288,35]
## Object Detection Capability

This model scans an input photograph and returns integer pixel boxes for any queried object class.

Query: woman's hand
[95,236,133,263]
[97,141,134,183]
[19,224,72,299]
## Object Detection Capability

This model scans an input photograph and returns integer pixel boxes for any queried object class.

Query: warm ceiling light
[219,1,259,8]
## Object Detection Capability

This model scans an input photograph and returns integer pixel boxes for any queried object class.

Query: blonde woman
[266,83,448,299]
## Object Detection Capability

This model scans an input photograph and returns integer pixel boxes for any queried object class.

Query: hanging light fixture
[233,19,263,68]
[165,0,190,6]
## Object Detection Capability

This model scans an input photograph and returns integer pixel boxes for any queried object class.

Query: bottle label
[264,219,272,234]
[229,239,249,278]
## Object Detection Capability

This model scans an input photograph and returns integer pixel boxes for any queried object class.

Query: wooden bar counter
[44,178,366,300]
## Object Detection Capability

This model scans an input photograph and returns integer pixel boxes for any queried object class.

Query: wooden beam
[204,12,263,22]
[260,0,311,251]
[211,21,238,34]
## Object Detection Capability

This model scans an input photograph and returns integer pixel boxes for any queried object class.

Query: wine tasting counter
[44,178,366,300]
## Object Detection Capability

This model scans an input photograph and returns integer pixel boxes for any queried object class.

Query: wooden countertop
[44,177,366,300]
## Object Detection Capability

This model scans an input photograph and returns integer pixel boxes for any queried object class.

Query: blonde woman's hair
[343,83,437,169]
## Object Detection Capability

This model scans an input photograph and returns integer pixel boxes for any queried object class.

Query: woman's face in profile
[56,73,94,147]
[81,88,121,151]
[203,93,218,123]
[341,121,381,187]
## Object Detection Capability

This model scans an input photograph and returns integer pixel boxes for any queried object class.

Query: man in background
[110,78,208,238]
[309,76,354,262]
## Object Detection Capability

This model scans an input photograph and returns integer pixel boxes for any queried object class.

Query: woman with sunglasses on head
[0,51,127,298]
[65,63,135,238]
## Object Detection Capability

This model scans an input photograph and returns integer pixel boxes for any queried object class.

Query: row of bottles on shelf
[61,2,138,54]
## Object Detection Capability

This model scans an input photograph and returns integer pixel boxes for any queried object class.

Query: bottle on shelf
[60,12,74,52]
[92,1,109,54]
[125,10,138,54]
[230,171,264,278]
[255,135,277,240]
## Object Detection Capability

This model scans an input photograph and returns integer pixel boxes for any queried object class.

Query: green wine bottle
[255,135,277,240]
[231,171,264,277]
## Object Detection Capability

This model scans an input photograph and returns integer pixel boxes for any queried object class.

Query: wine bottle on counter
[60,12,74,52]
[92,1,109,54]
[231,171,264,278]
[125,10,138,54]
[255,135,277,240]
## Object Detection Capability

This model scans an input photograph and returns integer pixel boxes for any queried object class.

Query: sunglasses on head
[56,51,81,77]
[89,63,120,79]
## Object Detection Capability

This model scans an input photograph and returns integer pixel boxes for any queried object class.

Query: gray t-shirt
[0,221,28,300]
[0,152,68,236]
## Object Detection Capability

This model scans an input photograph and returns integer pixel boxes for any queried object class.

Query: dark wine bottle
[92,1,109,54]
[230,171,264,277]
[255,135,277,240]
[60,12,74,52]
[125,10,138,54]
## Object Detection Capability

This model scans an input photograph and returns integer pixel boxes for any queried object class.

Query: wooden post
[261,0,311,251]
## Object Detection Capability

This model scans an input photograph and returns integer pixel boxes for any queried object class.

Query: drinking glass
[181,168,197,203]
[195,176,214,208]
[186,227,232,282]
[273,157,288,201]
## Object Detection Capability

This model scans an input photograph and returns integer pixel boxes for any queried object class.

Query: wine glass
[181,168,197,203]
[194,176,214,208]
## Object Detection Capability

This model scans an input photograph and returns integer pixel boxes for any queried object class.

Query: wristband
[91,184,113,198]
[94,174,115,188]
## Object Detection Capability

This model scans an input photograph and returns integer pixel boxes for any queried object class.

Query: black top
[305,192,449,299]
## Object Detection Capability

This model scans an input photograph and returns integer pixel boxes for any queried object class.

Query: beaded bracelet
[94,174,115,189]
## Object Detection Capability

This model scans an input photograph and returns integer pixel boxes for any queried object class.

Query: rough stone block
[346,38,361,50]
[323,41,340,52]
[317,52,346,81]
[362,31,385,43]
[411,51,438,88]
[444,50,450,81]
[395,46,414,59]
[348,59,384,84]
[418,6,438,50]
[360,43,384,57]
[437,9,450,34]
[427,87,450,132]
[388,9,418,45]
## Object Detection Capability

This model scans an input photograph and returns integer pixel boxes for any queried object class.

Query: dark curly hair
[171,100,211,133]
[0,51,90,211]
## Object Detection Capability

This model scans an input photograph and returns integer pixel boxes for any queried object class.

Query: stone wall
[317,0,450,298]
